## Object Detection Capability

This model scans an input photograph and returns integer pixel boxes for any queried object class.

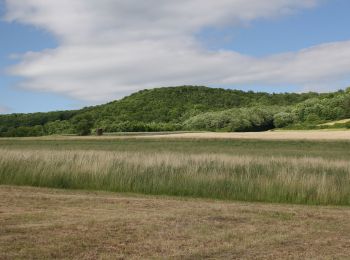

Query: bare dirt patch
[1,186,349,259]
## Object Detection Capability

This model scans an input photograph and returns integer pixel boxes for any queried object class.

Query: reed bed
[0,149,349,205]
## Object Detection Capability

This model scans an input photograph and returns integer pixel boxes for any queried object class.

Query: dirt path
[1,186,349,259]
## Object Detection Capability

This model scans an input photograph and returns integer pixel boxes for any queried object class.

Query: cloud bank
[4,0,350,102]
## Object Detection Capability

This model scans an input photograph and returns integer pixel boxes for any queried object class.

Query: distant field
[1,186,350,259]
[1,136,350,205]
[145,130,350,140]
[2,129,350,141]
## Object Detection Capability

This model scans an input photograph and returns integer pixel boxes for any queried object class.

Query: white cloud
[5,0,350,102]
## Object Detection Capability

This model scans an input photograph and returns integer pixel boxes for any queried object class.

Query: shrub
[273,112,295,128]
[184,107,275,132]
[345,121,350,129]
[71,114,94,136]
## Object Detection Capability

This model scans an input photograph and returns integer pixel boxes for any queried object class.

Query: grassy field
[1,186,350,259]
[1,135,350,258]
[2,129,350,140]
[1,136,350,205]
[319,119,350,126]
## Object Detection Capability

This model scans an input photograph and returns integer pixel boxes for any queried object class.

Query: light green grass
[318,118,350,126]
[0,138,350,205]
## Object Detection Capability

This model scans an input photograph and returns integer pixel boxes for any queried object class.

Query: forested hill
[1,86,350,136]
[89,86,321,123]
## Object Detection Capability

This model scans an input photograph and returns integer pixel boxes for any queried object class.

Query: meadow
[1,186,349,259]
[1,136,350,205]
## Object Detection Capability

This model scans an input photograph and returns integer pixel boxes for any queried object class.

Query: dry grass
[150,130,350,140]
[2,130,350,141]
[0,186,349,259]
[1,149,349,205]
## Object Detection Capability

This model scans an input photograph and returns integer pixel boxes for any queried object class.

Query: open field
[1,137,350,205]
[2,129,350,141]
[2,130,350,141]
[1,136,350,258]
[1,186,349,259]
[146,130,350,141]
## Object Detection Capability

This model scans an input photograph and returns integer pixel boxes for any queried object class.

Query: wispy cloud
[5,0,349,102]
[0,105,11,114]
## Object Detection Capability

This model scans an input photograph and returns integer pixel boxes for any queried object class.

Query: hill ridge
[0,85,349,136]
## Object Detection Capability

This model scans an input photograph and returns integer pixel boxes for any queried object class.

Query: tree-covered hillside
[1,86,350,136]
[91,86,321,123]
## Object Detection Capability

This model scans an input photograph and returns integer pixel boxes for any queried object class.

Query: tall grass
[0,149,349,205]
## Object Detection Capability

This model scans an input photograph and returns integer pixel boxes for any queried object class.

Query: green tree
[273,112,295,128]
[71,115,94,136]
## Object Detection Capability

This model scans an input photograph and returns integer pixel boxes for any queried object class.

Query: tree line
[1,86,349,136]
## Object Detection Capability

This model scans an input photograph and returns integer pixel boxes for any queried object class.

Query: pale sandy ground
[148,130,350,140]
[1,186,349,259]
[6,130,350,141]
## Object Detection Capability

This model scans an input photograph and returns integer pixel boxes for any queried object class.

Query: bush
[45,120,74,135]
[71,114,94,136]
[345,121,350,129]
[184,107,275,132]
[102,121,182,132]
[273,112,295,128]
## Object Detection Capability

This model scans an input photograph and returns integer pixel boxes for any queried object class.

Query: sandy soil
[1,186,349,259]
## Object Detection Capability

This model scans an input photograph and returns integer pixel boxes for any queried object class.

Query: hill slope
[91,86,321,123]
[0,86,349,136]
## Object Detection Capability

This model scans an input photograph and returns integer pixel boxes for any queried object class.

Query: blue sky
[1,0,350,113]
[0,2,82,113]
[198,0,350,56]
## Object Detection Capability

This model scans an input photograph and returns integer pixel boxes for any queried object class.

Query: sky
[1,0,350,113]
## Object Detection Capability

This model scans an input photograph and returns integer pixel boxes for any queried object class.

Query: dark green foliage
[2,125,45,137]
[100,121,182,132]
[0,86,349,137]
[89,86,321,125]
[45,120,74,135]
[72,114,94,136]
[0,110,79,137]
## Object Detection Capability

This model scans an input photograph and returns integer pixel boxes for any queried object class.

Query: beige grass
[1,186,349,259]
[1,148,349,205]
[1,148,350,171]
[150,130,350,140]
[2,130,350,141]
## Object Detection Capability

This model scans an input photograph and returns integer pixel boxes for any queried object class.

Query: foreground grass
[0,138,350,205]
[1,186,350,259]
